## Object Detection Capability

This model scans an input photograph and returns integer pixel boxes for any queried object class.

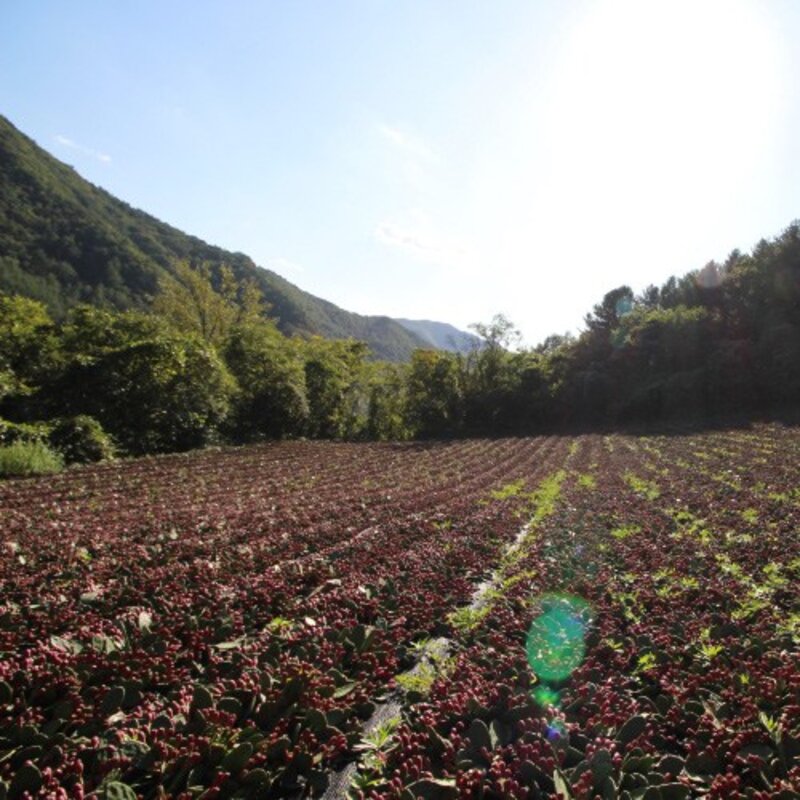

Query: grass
[0,440,63,478]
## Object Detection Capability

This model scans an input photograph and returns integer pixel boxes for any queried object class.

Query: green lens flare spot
[532,684,561,708]
[526,593,594,683]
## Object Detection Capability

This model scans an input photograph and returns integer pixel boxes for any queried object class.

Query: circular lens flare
[526,593,594,683]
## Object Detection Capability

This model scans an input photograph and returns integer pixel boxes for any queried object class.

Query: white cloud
[54,134,112,164]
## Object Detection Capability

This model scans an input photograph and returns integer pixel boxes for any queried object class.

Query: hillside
[0,114,428,361]
[394,318,480,353]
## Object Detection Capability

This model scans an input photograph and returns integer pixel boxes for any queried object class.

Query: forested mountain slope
[394,318,480,353]
[0,114,427,361]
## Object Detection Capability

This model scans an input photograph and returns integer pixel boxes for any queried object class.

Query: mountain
[394,318,480,353]
[0,114,428,361]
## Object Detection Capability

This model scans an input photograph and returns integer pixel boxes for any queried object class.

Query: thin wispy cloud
[264,256,305,276]
[375,212,468,270]
[377,123,436,161]
[54,134,112,164]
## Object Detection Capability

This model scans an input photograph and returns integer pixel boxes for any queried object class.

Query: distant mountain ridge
[0,114,431,361]
[394,318,480,353]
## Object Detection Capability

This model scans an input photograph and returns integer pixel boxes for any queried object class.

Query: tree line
[388,221,800,436]
[1,222,798,465]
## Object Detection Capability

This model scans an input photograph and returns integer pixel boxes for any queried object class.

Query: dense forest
[1,219,799,469]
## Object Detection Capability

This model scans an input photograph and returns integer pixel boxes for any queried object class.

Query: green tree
[535,332,575,355]
[405,349,463,438]
[0,294,57,394]
[59,305,165,356]
[0,294,59,419]
[52,307,235,453]
[462,314,523,433]
[302,338,370,439]
[223,321,309,440]
[608,305,713,420]
[468,313,521,385]
[153,261,265,345]
[365,361,409,441]
[584,286,634,333]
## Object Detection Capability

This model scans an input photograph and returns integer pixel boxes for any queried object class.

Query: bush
[0,418,50,446]
[0,440,63,478]
[48,415,115,464]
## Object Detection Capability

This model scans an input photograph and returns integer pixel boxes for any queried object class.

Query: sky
[2,0,799,346]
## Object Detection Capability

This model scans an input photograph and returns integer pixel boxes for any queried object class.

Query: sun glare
[461,0,787,342]
[535,0,783,274]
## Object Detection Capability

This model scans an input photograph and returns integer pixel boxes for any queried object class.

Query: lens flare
[532,684,561,708]
[545,719,567,741]
[526,593,594,683]
[615,296,633,317]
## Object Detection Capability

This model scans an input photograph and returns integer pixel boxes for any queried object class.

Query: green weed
[447,604,490,632]
[610,523,641,540]
[490,479,526,501]
[741,507,759,524]
[623,471,660,500]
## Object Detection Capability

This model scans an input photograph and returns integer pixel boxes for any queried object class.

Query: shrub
[0,418,50,446]
[48,415,115,464]
[0,440,63,478]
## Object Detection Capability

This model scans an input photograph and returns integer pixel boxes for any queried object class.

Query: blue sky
[2,0,799,345]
